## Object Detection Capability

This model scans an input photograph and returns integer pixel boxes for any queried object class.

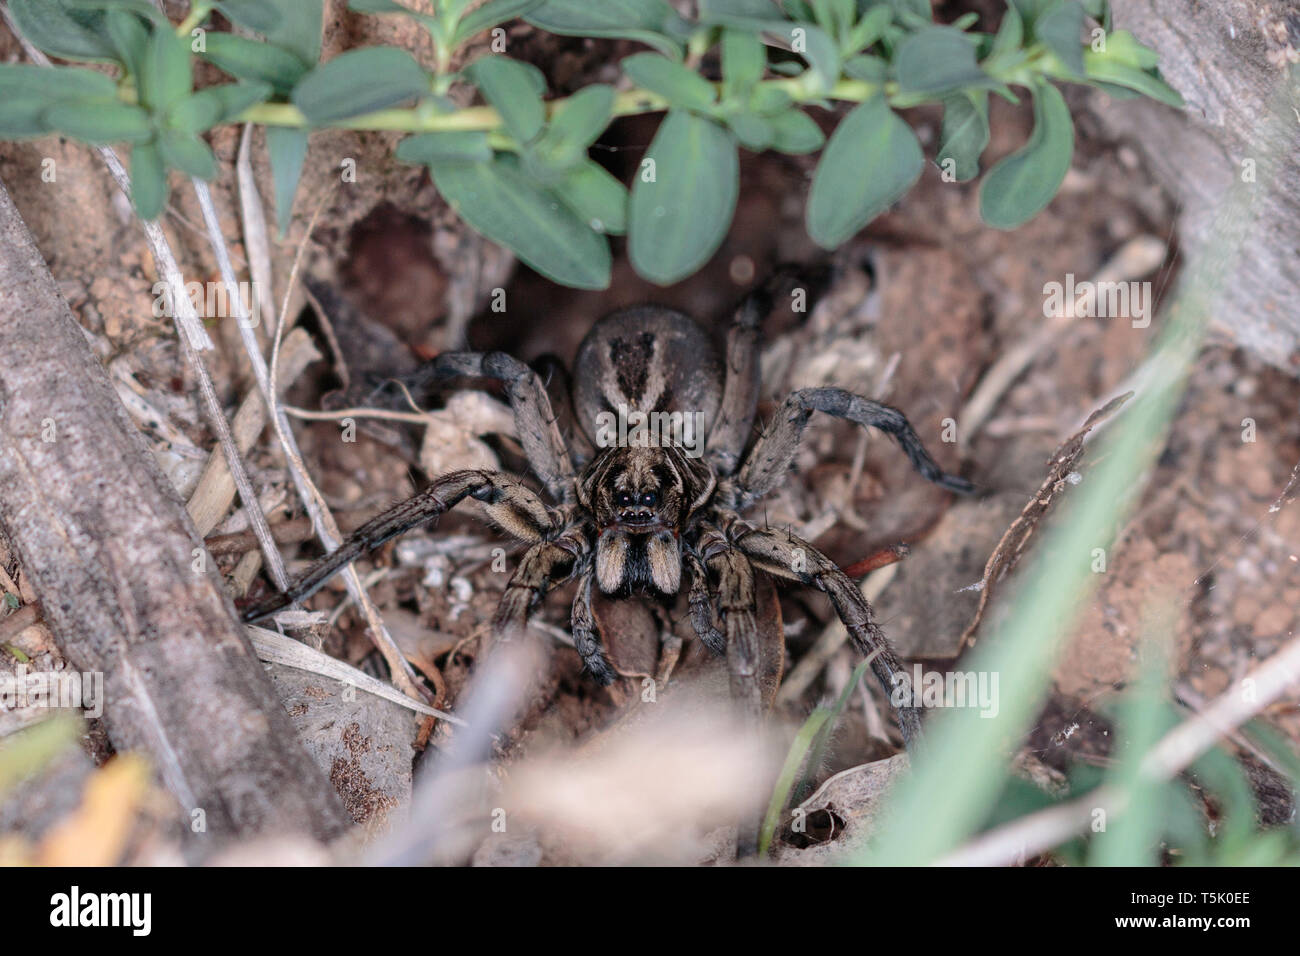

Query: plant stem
[176,1,213,38]
[235,77,908,133]
[229,39,1053,136]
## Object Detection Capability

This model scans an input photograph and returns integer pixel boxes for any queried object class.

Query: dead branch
[0,178,350,853]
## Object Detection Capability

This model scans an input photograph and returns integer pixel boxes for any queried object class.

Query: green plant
[841,71,1300,864]
[2,0,1181,289]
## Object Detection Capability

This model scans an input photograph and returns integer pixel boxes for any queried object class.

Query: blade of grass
[758,708,830,856]
[857,73,1289,866]
[800,657,875,801]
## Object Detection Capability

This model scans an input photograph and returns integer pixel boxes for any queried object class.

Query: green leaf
[1008,0,1053,26]
[215,1,285,34]
[396,131,493,164]
[546,84,615,150]
[769,108,824,153]
[888,0,932,22]
[806,95,922,248]
[213,81,275,119]
[979,81,1074,228]
[165,95,222,137]
[292,48,430,124]
[8,0,117,62]
[785,0,814,21]
[1037,0,1085,76]
[698,0,789,29]
[936,90,988,181]
[105,9,148,80]
[211,0,280,32]
[749,85,793,115]
[894,25,987,93]
[141,21,193,112]
[721,30,766,99]
[64,0,167,20]
[815,0,856,41]
[842,53,887,82]
[158,128,217,180]
[453,0,545,47]
[768,60,803,76]
[791,23,840,93]
[844,4,892,54]
[431,157,611,289]
[1080,0,1112,31]
[44,101,154,144]
[628,110,738,285]
[990,4,1023,58]
[263,0,323,67]
[130,139,167,219]
[552,159,628,234]
[0,100,57,139]
[0,64,119,138]
[950,11,980,31]
[527,84,614,175]
[622,53,717,112]
[465,57,547,144]
[167,82,273,133]
[348,0,444,41]
[1096,29,1160,69]
[728,112,774,150]
[266,126,309,236]
[348,0,412,11]
[203,34,310,93]
[1082,52,1183,108]
[526,0,687,58]
[0,63,118,100]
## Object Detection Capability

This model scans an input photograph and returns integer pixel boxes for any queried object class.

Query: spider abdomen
[571,306,724,443]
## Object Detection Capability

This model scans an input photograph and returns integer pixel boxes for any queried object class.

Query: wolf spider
[242,276,972,745]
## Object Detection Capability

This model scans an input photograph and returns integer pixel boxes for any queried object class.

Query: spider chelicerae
[242,274,972,745]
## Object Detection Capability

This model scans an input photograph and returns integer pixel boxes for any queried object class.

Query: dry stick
[0,12,294,593]
[958,235,1168,454]
[235,126,277,334]
[186,328,319,538]
[204,510,373,557]
[202,165,428,701]
[298,282,351,389]
[935,631,1300,866]
[283,405,434,426]
[183,181,290,593]
[234,179,431,704]
[1173,682,1291,780]
[0,175,351,843]
[367,639,542,866]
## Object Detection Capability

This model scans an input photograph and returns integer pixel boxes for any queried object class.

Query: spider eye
[640,491,659,508]
[615,491,634,507]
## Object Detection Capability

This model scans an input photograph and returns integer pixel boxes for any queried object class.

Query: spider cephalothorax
[580,444,713,597]
[242,276,973,748]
